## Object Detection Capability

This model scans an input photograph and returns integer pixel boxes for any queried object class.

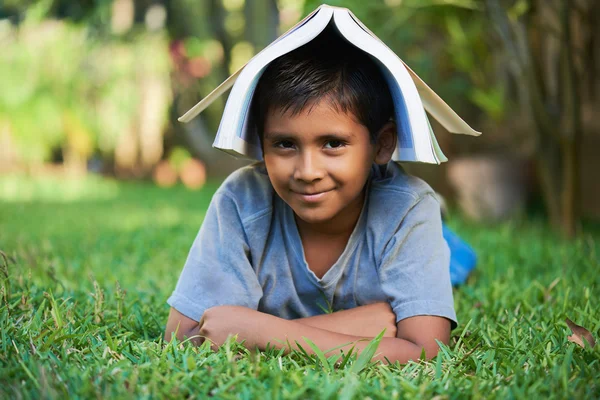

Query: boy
[165,29,457,364]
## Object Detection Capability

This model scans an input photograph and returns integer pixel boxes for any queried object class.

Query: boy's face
[263,100,384,228]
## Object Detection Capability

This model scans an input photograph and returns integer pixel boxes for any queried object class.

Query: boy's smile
[262,100,393,233]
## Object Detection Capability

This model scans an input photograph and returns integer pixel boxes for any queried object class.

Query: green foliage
[0,14,170,168]
[349,329,386,374]
[1,174,599,398]
[302,0,506,121]
[1,0,115,29]
[167,146,193,172]
[303,337,335,372]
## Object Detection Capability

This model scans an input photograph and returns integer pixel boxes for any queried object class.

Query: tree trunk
[485,0,585,238]
[557,0,582,238]
[245,0,279,50]
[209,0,232,78]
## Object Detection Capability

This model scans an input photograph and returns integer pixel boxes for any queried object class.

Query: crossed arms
[164,303,450,364]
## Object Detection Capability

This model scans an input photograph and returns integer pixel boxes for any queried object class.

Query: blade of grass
[350,329,385,374]
[18,360,40,390]
[302,337,331,372]
[327,353,341,368]
[338,344,357,369]
[293,340,311,360]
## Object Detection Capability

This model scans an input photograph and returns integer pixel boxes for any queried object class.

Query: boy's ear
[374,122,397,165]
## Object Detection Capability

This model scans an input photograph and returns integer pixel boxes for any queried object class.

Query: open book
[179,4,481,164]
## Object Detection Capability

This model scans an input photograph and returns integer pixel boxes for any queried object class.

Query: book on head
[178,4,481,164]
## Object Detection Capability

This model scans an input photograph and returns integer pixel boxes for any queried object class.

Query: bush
[0,15,171,173]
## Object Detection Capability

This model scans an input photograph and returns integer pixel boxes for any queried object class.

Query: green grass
[1,173,599,399]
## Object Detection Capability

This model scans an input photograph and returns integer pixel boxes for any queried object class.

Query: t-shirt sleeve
[378,193,457,329]
[167,192,263,321]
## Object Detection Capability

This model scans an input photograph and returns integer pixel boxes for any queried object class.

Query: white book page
[332,9,436,163]
[213,7,334,155]
[179,6,325,123]
[372,57,416,162]
[426,111,447,163]
[346,10,480,137]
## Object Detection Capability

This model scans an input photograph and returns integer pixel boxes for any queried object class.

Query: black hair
[251,24,394,143]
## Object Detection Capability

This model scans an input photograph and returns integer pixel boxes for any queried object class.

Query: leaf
[302,337,331,372]
[105,330,116,352]
[565,318,596,348]
[338,375,359,400]
[350,329,385,374]
[338,343,357,369]
[293,340,311,360]
[327,353,341,368]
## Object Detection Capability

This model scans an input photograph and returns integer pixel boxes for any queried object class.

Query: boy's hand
[199,305,264,349]
[295,302,397,337]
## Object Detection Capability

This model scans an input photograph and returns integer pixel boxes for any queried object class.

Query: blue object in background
[443,223,477,286]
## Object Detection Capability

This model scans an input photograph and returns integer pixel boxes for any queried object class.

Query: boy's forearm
[199,306,430,364]
[293,302,397,337]
[244,311,425,364]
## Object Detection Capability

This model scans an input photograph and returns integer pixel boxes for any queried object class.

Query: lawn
[1,173,598,399]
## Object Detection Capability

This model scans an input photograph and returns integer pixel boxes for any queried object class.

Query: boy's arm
[199,305,450,363]
[293,302,397,337]
[165,307,201,345]
[164,302,397,344]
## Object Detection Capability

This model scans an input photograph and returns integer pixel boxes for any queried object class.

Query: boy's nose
[293,150,325,182]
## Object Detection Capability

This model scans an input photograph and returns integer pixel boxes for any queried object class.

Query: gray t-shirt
[168,162,457,328]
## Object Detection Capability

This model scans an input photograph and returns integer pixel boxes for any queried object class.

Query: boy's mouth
[292,189,333,203]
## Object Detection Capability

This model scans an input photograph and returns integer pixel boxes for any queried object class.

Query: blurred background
[0,0,598,237]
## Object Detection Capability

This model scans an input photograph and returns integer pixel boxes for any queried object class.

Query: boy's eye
[324,140,345,149]
[274,140,295,149]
